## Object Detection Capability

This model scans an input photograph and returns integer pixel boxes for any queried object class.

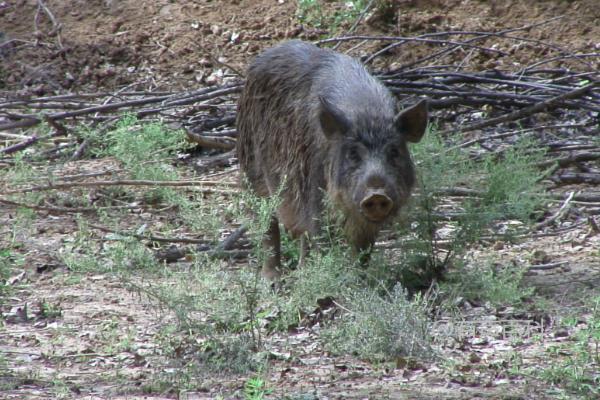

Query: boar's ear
[319,95,351,139]
[394,99,428,143]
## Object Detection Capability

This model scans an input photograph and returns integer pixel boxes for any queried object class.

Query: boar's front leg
[262,216,282,280]
[298,234,312,269]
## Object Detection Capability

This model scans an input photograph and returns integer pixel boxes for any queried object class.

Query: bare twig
[0,135,39,155]
[88,223,210,244]
[0,197,140,213]
[534,191,575,230]
[334,0,374,51]
[440,82,598,135]
[3,179,238,195]
[185,131,236,150]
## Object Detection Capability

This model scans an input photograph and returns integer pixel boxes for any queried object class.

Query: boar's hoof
[261,261,282,280]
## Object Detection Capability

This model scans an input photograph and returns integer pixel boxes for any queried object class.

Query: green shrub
[323,284,433,362]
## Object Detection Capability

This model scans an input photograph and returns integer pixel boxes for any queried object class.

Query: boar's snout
[360,189,394,222]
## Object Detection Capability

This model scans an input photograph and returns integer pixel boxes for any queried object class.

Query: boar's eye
[388,147,400,161]
[346,145,362,164]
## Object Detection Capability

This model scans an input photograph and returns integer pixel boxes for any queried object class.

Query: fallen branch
[0,135,40,155]
[0,84,242,132]
[0,197,140,213]
[4,179,238,195]
[438,82,598,135]
[534,191,575,230]
[88,223,210,244]
[551,173,600,185]
[536,151,600,169]
[185,130,236,150]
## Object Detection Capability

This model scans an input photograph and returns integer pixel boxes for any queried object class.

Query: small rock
[205,69,224,85]
[553,329,569,338]
[468,352,482,363]
[198,58,212,67]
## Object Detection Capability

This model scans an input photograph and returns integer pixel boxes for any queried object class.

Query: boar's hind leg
[262,216,282,280]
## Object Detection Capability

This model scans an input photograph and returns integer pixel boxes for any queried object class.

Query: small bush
[392,131,544,295]
[323,284,433,362]
[538,296,600,397]
[296,0,372,30]
[443,260,534,307]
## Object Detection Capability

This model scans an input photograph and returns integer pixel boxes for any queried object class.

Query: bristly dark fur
[236,40,426,276]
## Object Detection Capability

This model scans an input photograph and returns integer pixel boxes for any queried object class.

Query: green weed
[297,0,372,31]
[443,260,534,307]
[37,300,63,320]
[244,376,272,400]
[97,114,188,203]
[396,131,543,299]
[322,284,433,362]
[538,296,600,398]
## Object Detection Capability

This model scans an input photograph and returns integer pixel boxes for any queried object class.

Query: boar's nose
[360,189,393,222]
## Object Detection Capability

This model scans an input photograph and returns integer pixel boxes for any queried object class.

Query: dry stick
[536,151,600,169]
[34,0,63,49]
[385,75,600,110]
[529,261,569,271]
[447,124,584,151]
[3,179,238,195]
[552,172,600,185]
[333,0,374,51]
[388,86,598,111]
[0,91,177,107]
[0,197,140,213]
[366,28,564,65]
[88,223,209,245]
[186,131,236,150]
[0,85,242,131]
[372,16,565,68]
[439,82,598,135]
[406,71,584,92]
[318,35,507,57]
[435,187,600,204]
[535,191,575,230]
[0,135,39,155]
[521,53,600,73]
[195,129,237,137]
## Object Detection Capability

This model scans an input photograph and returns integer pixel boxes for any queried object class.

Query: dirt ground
[1,0,599,94]
[1,0,600,399]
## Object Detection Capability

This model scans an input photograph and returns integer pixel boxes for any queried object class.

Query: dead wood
[3,179,238,195]
[0,197,140,213]
[88,223,210,245]
[437,82,598,136]
[551,173,600,185]
[185,131,236,150]
[536,152,600,169]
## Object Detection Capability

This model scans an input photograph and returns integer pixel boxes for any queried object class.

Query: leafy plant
[244,376,272,400]
[443,259,534,307]
[97,114,188,203]
[392,131,544,296]
[296,0,372,30]
[538,296,600,398]
[323,284,433,362]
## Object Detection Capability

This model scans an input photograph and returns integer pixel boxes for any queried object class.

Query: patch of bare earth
[1,0,599,399]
